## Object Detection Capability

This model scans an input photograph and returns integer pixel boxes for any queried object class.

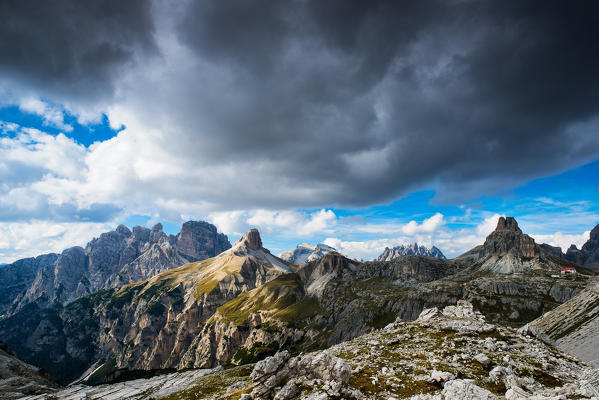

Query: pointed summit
[482,216,536,258]
[241,228,263,250]
[495,216,522,234]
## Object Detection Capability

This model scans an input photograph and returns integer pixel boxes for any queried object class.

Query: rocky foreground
[21,301,598,400]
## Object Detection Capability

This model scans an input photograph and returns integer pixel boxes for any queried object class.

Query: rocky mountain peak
[151,222,163,232]
[239,228,263,250]
[115,224,131,237]
[495,216,522,233]
[482,216,536,258]
[176,221,231,259]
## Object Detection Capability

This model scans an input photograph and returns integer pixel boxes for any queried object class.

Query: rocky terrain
[0,341,59,399]
[28,301,599,399]
[0,221,230,317]
[244,301,599,399]
[377,243,445,261]
[280,243,336,265]
[566,223,599,270]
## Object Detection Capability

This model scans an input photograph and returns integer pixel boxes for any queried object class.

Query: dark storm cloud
[0,0,156,104]
[3,0,599,209]
[165,0,599,205]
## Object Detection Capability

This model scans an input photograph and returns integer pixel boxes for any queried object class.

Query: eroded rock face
[483,217,537,258]
[0,254,58,316]
[3,221,231,315]
[241,229,263,251]
[176,221,231,259]
[249,350,357,400]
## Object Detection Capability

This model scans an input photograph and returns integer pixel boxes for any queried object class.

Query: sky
[0,0,598,263]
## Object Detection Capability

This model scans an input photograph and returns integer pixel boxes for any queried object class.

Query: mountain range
[1,216,599,399]
[0,221,231,318]
[376,243,445,261]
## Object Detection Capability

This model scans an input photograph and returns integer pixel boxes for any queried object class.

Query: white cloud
[323,213,501,260]
[208,208,337,238]
[19,98,73,132]
[0,220,112,263]
[401,212,445,234]
[531,231,591,253]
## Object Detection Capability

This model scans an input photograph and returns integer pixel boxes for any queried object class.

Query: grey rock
[441,379,498,399]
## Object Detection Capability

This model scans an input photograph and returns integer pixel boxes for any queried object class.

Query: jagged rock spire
[235,228,263,251]
[495,216,522,234]
[484,216,536,258]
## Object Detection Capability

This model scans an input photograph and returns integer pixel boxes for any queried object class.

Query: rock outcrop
[457,216,581,274]
[0,341,59,399]
[280,243,336,265]
[377,243,446,261]
[176,221,231,259]
[566,223,599,269]
[527,277,599,367]
[2,221,231,315]
[248,350,359,400]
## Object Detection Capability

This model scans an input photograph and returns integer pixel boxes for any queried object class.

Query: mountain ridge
[0,221,231,317]
[0,217,596,391]
[376,242,445,261]
[279,243,336,265]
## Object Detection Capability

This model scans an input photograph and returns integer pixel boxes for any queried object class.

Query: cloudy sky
[1,0,598,262]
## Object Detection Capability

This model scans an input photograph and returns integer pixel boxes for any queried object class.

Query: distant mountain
[0,221,231,316]
[565,223,599,269]
[456,216,587,274]
[376,243,445,261]
[280,243,336,265]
